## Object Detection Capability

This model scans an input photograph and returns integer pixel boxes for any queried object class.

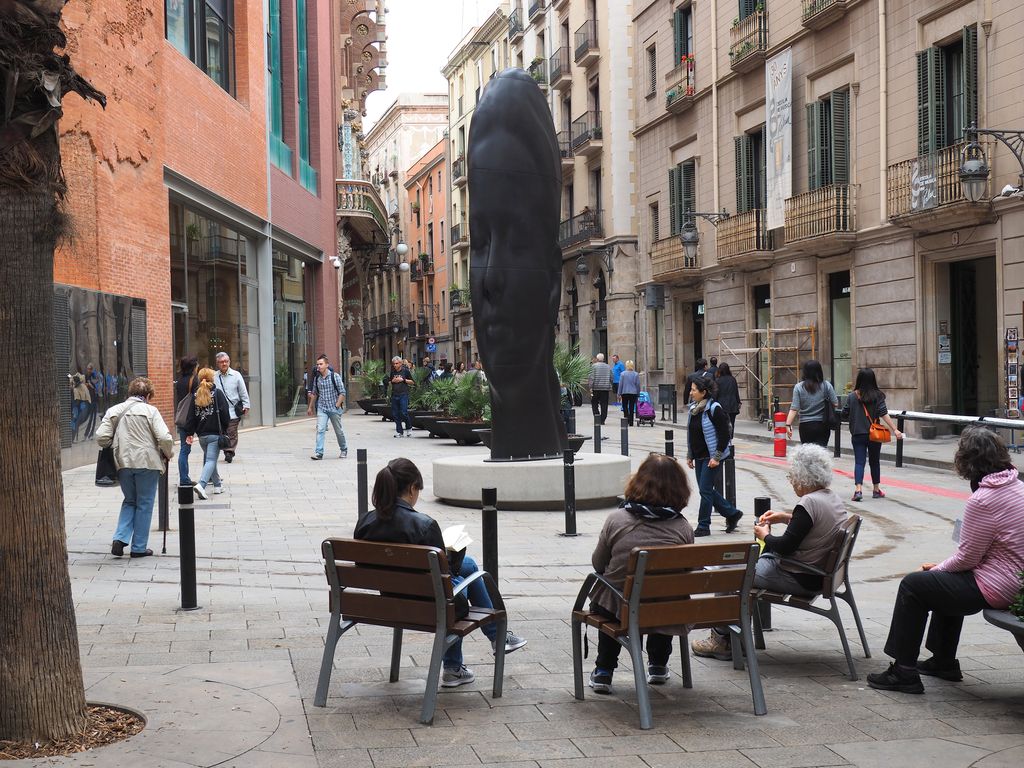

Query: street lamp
[959,122,1024,202]
[677,211,730,263]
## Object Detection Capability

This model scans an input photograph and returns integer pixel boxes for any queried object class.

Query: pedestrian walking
[841,368,904,501]
[707,356,719,378]
[686,375,743,537]
[95,377,174,559]
[713,362,741,434]
[454,361,467,381]
[785,360,839,448]
[588,353,613,425]
[174,355,199,486]
[184,367,232,500]
[611,354,625,407]
[308,354,349,460]
[685,358,712,403]
[214,351,250,463]
[617,360,641,426]
[386,356,414,437]
[69,371,91,442]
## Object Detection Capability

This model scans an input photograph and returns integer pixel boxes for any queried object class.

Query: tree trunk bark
[0,187,88,741]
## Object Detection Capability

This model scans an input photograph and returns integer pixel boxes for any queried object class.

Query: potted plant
[438,374,490,445]
[355,359,387,413]
[554,342,592,453]
[415,376,458,437]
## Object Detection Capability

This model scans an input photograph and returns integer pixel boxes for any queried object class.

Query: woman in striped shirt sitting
[867,427,1024,694]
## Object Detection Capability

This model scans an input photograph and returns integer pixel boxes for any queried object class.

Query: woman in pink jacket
[868,427,1024,694]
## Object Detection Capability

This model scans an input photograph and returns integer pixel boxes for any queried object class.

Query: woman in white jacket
[95,377,173,558]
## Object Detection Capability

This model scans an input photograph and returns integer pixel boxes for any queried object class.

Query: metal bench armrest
[573,572,624,612]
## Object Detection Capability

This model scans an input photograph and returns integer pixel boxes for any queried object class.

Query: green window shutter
[806,101,822,191]
[673,9,683,64]
[962,25,978,132]
[735,135,755,213]
[296,0,317,191]
[917,47,945,155]
[931,46,946,151]
[740,0,757,21]
[917,50,930,155]
[831,90,850,186]
[681,161,696,222]
[668,166,681,236]
[756,127,766,210]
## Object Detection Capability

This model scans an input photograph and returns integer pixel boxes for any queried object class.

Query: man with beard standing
[214,351,250,463]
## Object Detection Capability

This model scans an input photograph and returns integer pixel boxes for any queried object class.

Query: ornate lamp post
[959,122,1024,202]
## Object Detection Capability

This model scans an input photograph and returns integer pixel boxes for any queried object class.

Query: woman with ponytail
[355,458,527,688]
[183,367,231,500]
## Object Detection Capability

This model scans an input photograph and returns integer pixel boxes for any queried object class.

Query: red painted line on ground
[738,452,971,500]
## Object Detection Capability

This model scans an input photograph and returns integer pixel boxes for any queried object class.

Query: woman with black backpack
[173,356,198,486]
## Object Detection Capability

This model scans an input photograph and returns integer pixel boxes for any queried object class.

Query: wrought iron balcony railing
[729,11,768,70]
[716,209,774,260]
[785,184,856,243]
[570,110,602,152]
[558,209,603,248]
[574,19,598,64]
[887,140,990,219]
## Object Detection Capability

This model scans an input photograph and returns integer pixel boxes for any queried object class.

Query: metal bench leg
[571,618,585,701]
[828,598,858,681]
[730,626,745,671]
[841,579,872,658]
[752,599,767,650]
[313,610,345,707]
[420,630,449,725]
[628,633,653,730]
[389,628,403,683]
[738,616,767,716]
[678,634,693,689]
[492,616,507,699]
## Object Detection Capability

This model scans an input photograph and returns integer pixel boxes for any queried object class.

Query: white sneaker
[212,485,224,495]
[340,449,348,458]
[491,630,528,655]
[193,484,209,500]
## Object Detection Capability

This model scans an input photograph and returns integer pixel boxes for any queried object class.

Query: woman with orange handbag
[841,368,904,501]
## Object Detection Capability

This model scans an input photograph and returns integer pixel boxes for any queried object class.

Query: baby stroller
[636,391,656,427]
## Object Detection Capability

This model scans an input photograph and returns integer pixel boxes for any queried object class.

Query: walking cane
[161,456,170,555]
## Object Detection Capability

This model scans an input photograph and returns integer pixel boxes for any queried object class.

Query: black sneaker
[866,663,924,694]
[917,657,963,682]
[694,528,711,538]
[589,668,613,694]
[224,454,233,463]
[310,454,323,461]
[725,512,744,533]
[111,540,127,557]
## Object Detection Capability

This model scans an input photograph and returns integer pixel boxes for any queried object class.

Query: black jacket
[183,388,231,437]
[384,366,414,397]
[174,372,198,407]
[714,374,741,414]
[353,500,444,549]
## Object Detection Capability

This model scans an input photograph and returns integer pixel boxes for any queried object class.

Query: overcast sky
[364,0,497,128]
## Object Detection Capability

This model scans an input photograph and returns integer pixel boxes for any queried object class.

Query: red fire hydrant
[773,410,788,457]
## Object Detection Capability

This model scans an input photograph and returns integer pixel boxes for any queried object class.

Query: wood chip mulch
[0,705,145,760]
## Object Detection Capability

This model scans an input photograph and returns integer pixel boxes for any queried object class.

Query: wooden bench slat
[623,568,747,599]
[629,542,755,572]
[631,596,742,629]
[340,591,453,628]
[325,538,449,572]
[335,565,450,598]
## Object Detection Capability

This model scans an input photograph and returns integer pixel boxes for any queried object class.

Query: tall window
[668,159,695,235]
[734,127,766,213]
[296,0,317,192]
[673,6,693,64]
[165,0,235,95]
[806,90,849,190]
[268,0,291,173]
[917,26,977,154]
[646,45,657,96]
[649,202,660,242]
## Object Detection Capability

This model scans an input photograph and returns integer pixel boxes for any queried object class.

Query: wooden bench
[751,514,871,680]
[983,609,1024,653]
[571,541,765,730]
[313,538,507,724]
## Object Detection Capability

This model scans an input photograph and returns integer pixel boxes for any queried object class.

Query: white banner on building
[765,48,792,230]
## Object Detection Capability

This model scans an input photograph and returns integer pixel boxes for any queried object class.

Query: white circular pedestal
[432,452,631,510]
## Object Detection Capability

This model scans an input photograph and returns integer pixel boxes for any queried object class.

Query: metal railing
[335,180,388,235]
[574,19,598,63]
[528,59,547,85]
[784,184,856,243]
[414,304,441,337]
[557,130,574,162]
[558,210,603,248]
[666,59,696,110]
[528,0,545,20]
[802,0,845,23]
[716,209,773,260]
[570,110,602,151]
[508,8,524,38]
[451,221,468,246]
[409,259,434,281]
[452,156,467,184]
[729,11,768,66]
[450,288,471,311]
[550,47,569,84]
[594,309,607,328]
[651,236,698,279]
[887,140,989,218]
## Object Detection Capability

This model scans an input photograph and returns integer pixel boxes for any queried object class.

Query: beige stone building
[634,0,1024,426]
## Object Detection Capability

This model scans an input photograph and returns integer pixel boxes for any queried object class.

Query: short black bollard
[593,423,602,453]
[895,416,905,468]
[356,449,369,522]
[568,409,576,436]
[481,488,499,581]
[753,495,772,630]
[724,456,737,508]
[664,429,674,457]
[833,420,842,459]
[620,418,629,456]
[560,449,579,537]
[178,484,200,611]
[671,389,678,424]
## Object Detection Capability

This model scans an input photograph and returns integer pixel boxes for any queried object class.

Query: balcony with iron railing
[650,236,700,282]
[550,47,570,90]
[528,58,547,87]
[801,0,849,30]
[413,304,441,337]
[666,56,697,114]
[452,155,467,187]
[570,110,603,159]
[508,8,524,40]
[336,179,388,241]
[729,11,768,73]
[557,131,574,171]
[887,140,992,230]
[716,209,774,263]
[554,0,569,11]
[529,0,546,23]
[451,220,470,250]
[450,288,471,312]
[574,19,599,66]
[558,209,603,249]
[409,258,435,282]
[784,184,857,255]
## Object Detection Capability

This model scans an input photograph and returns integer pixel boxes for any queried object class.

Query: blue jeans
[851,433,881,486]
[115,468,160,553]
[70,400,89,439]
[177,428,193,485]
[391,393,411,434]
[443,555,498,669]
[694,457,739,532]
[198,434,222,489]
[315,407,348,456]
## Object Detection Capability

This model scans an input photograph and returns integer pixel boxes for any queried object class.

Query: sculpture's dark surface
[469,68,565,461]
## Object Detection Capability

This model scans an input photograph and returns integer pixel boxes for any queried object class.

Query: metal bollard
[481,488,498,581]
[895,416,905,468]
[753,495,772,630]
[620,418,629,456]
[664,429,674,457]
[178,484,200,611]
[593,423,602,453]
[724,456,737,507]
[561,449,579,536]
[833,419,842,459]
[568,409,576,436]
[672,389,678,424]
[356,449,369,522]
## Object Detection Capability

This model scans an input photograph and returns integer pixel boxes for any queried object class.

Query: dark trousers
[851,433,881,486]
[620,394,638,426]
[799,420,832,448]
[591,390,610,424]
[592,605,673,670]
[883,569,989,666]
[224,418,240,458]
[391,393,412,434]
[694,457,739,532]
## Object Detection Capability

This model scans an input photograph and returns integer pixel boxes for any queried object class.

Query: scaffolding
[718,325,817,422]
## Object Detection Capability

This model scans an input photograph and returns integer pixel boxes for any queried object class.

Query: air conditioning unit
[644,284,665,309]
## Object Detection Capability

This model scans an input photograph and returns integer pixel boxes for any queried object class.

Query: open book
[442,524,473,552]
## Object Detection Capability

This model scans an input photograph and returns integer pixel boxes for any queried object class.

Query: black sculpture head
[469,68,565,461]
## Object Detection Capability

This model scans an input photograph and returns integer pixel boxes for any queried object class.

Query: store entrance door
[950,257,997,416]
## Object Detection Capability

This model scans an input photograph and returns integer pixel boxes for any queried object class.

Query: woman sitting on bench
[867,427,1024,694]
[354,458,527,689]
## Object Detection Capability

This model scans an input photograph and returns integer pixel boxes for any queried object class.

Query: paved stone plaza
[42,408,1024,767]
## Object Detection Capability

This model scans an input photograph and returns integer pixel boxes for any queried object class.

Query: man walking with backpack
[307,354,348,460]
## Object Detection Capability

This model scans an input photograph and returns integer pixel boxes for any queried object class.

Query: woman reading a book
[354,457,527,688]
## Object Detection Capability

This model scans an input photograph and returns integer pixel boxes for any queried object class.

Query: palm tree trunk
[0,187,88,741]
